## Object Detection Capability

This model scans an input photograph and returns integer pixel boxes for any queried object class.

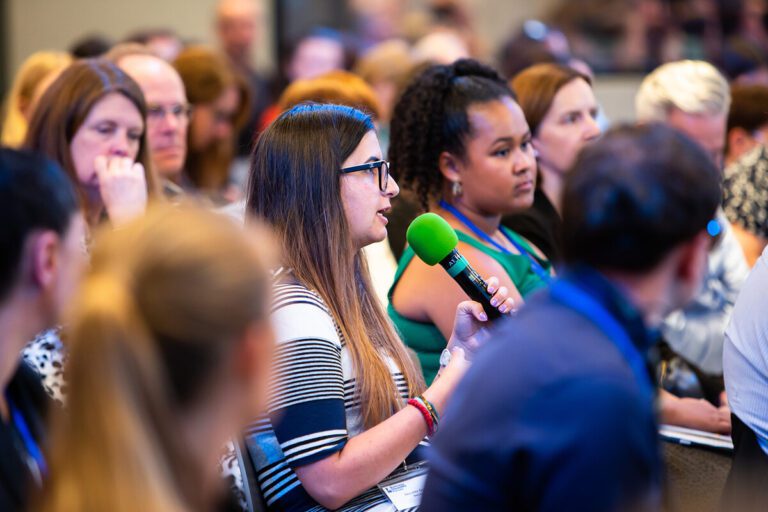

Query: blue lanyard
[439,200,551,283]
[550,279,655,401]
[6,395,47,482]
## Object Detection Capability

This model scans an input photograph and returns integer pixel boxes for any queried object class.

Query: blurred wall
[6,0,275,74]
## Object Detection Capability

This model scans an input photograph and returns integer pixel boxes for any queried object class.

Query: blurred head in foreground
[38,204,276,512]
[562,123,721,318]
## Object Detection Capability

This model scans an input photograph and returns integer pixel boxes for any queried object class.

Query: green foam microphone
[407,213,502,320]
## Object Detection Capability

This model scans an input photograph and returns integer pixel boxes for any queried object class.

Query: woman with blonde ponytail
[37,204,276,512]
[244,103,513,511]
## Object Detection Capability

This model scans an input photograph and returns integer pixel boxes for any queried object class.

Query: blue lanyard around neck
[550,279,655,401]
[6,395,47,483]
[439,200,551,283]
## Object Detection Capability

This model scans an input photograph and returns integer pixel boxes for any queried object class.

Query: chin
[357,230,388,250]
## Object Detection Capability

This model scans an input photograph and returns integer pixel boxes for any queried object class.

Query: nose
[583,113,601,141]
[513,145,536,174]
[385,175,400,198]
[214,121,233,140]
[109,130,134,158]
[159,110,181,132]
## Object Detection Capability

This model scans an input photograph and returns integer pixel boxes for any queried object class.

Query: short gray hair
[635,60,730,122]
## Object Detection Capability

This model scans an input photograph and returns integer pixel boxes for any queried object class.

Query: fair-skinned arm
[294,300,500,510]
[659,389,731,434]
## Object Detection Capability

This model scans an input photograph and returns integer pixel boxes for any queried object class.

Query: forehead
[84,92,143,124]
[119,55,187,103]
[466,97,528,139]
[549,78,596,112]
[342,130,381,168]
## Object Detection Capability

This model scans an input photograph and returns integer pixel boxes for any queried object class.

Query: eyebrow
[491,132,531,145]
[365,156,380,163]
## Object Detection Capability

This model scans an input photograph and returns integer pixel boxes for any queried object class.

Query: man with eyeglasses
[109,46,192,199]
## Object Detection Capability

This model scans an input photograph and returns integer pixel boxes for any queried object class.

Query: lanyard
[439,200,551,283]
[6,395,47,483]
[550,279,655,401]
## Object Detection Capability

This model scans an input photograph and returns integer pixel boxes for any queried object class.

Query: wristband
[408,397,436,436]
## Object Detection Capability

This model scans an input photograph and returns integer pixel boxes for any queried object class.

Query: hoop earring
[452,181,463,198]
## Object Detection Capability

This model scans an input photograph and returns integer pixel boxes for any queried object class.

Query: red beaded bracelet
[408,397,436,437]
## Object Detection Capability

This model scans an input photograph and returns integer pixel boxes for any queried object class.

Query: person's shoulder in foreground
[420,281,661,512]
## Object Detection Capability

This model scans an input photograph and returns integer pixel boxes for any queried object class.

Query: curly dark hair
[389,58,514,211]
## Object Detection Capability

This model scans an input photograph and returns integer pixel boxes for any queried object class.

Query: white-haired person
[635,60,749,434]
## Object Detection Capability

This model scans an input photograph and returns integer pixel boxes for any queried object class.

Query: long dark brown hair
[24,58,157,219]
[247,103,425,429]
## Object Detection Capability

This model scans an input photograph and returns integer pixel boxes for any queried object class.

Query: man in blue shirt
[421,124,722,512]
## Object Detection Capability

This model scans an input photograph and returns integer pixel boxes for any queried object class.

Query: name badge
[378,465,429,511]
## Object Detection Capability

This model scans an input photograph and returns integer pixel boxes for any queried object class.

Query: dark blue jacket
[421,270,662,512]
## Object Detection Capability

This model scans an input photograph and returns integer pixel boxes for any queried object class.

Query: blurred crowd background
[5,0,768,125]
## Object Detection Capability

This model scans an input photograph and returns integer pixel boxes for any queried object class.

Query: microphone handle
[439,250,503,320]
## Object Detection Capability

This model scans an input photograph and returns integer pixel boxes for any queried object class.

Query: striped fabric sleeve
[267,283,349,468]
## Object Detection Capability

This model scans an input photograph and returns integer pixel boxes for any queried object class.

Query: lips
[377,205,391,224]
[515,180,534,193]
[154,145,184,154]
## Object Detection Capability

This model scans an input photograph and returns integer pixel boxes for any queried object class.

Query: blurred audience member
[550,0,726,72]
[725,85,768,166]
[124,28,184,62]
[388,59,550,384]
[0,149,85,512]
[720,0,768,83]
[69,34,113,59]
[174,46,250,202]
[109,45,192,200]
[349,0,409,45]
[722,85,768,266]
[37,204,276,512]
[497,20,572,79]
[421,123,722,512]
[412,30,470,65]
[285,28,348,84]
[636,60,747,431]
[503,63,601,264]
[244,103,505,511]
[277,70,380,117]
[215,0,272,156]
[258,28,350,130]
[25,59,156,229]
[1,52,72,148]
[354,39,414,152]
[723,245,768,511]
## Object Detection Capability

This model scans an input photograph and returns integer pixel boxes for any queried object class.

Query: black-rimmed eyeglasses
[340,160,390,192]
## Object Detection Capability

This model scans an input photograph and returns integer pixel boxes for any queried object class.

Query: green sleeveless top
[388,227,551,384]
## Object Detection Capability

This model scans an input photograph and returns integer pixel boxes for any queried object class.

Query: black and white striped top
[244,274,427,512]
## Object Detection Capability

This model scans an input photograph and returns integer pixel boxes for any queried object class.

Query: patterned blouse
[723,144,768,238]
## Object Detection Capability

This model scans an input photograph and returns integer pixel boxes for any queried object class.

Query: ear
[673,231,710,284]
[727,127,754,160]
[437,151,462,184]
[30,231,61,291]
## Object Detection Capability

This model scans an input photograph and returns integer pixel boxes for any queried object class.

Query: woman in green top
[388,59,553,383]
